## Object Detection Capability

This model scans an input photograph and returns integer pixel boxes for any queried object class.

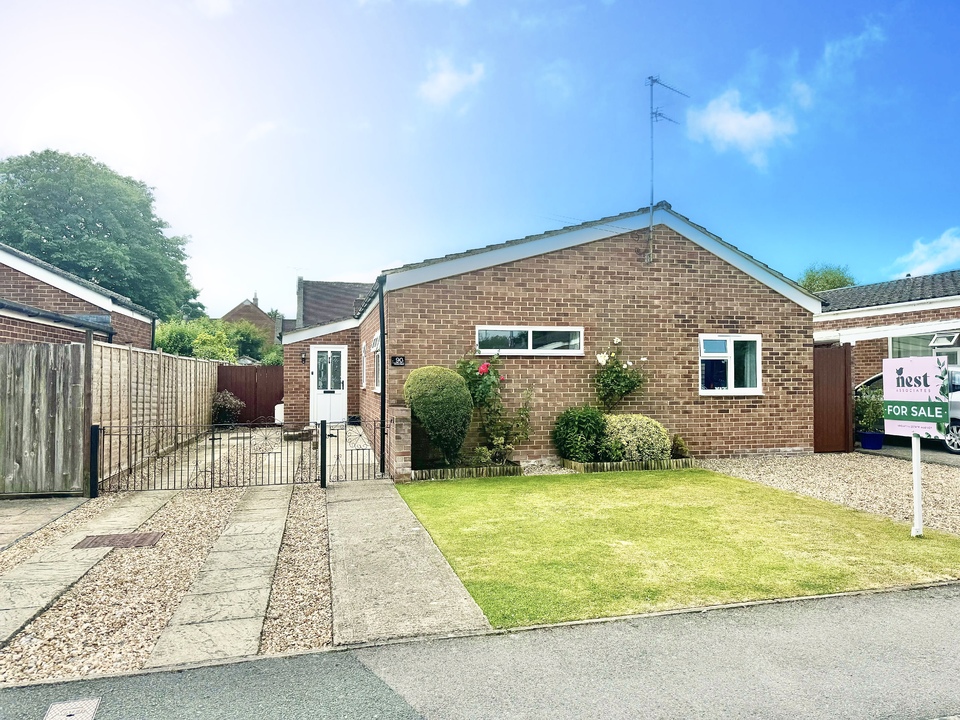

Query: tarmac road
[4,584,960,720]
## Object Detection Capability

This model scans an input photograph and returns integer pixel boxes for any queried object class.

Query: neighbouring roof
[0,297,114,335]
[0,241,158,319]
[819,270,960,312]
[222,298,275,335]
[299,280,372,327]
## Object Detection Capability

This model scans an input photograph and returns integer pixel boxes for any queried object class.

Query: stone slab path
[146,485,293,667]
[326,479,490,645]
[0,498,87,551]
[0,492,175,646]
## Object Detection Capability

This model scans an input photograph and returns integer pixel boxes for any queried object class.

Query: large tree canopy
[0,150,201,319]
[798,263,856,293]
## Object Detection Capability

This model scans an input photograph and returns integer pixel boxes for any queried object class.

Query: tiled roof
[0,241,158,319]
[221,299,275,337]
[300,281,372,327]
[819,269,960,312]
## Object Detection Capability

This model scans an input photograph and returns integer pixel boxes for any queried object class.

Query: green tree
[192,330,237,362]
[0,149,201,318]
[798,263,855,293]
[155,318,271,362]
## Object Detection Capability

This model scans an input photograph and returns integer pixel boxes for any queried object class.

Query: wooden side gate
[217,365,284,423]
[814,344,854,453]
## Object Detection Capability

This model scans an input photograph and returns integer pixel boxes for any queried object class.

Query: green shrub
[552,406,606,462]
[603,414,670,461]
[212,389,245,425]
[670,433,691,459]
[855,385,884,432]
[403,366,473,465]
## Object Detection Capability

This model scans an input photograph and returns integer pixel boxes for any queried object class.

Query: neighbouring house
[0,242,156,347]
[221,294,280,344]
[283,202,822,478]
[814,270,960,385]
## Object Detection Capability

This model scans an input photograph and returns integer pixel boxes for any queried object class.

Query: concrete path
[146,485,293,667]
[326,479,490,645]
[860,435,960,467]
[0,492,175,646]
[0,497,86,551]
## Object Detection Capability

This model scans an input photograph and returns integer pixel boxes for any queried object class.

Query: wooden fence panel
[814,344,854,453]
[218,365,283,423]
[0,344,84,494]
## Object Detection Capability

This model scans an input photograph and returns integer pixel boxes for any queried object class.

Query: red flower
[499,375,505,381]
[478,362,491,375]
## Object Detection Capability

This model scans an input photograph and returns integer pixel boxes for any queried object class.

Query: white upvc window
[361,342,367,389]
[699,334,762,396]
[475,326,584,356]
[372,332,382,393]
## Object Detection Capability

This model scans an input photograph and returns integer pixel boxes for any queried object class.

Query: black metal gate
[93,420,390,492]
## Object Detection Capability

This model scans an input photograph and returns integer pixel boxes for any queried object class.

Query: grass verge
[397,469,960,628]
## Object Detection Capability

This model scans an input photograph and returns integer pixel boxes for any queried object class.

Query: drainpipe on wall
[378,274,387,475]
[150,318,156,350]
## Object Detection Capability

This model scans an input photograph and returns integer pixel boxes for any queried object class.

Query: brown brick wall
[849,338,887,385]
[283,327,360,425]
[110,312,153,349]
[379,226,814,459]
[0,315,108,344]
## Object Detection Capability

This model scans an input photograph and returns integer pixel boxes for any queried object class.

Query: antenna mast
[644,75,688,262]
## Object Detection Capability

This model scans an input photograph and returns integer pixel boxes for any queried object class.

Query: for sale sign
[882,356,949,439]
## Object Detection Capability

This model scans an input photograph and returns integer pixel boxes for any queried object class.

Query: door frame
[309,344,348,424]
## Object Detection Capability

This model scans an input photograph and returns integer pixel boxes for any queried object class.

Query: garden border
[561,458,695,473]
[409,463,523,482]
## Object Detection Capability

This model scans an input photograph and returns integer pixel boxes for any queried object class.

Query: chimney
[253,292,259,307]
[296,277,304,328]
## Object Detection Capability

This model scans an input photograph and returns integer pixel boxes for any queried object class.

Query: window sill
[699,389,764,397]
[476,350,585,357]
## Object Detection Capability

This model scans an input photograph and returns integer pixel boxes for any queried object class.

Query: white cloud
[244,121,279,143]
[195,0,234,18]
[687,90,796,168]
[817,23,885,82]
[890,228,960,277]
[418,56,485,107]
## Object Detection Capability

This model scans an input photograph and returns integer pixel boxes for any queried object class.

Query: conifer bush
[403,366,473,465]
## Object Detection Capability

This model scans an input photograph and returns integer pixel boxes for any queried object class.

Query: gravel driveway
[700,451,960,534]
[0,485,332,686]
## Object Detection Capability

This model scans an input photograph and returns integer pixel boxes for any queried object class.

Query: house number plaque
[391,356,406,367]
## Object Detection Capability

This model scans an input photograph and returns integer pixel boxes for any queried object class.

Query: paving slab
[0,498,86,550]
[145,485,292,668]
[0,491,176,646]
[326,479,490,645]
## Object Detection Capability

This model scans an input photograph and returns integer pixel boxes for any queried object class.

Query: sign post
[881,356,950,537]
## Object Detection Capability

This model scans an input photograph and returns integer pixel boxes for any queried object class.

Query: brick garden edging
[561,458,695,473]
[409,463,524,481]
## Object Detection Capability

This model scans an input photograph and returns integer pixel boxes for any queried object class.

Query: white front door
[310,345,348,424]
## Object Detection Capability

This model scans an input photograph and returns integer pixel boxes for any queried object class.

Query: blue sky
[2,0,958,317]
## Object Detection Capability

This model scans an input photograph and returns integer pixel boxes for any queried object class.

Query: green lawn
[397,469,960,628]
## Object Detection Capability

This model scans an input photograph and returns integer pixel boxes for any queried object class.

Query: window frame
[698,333,763,396]
[475,325,584,356]
[372,332,382,393]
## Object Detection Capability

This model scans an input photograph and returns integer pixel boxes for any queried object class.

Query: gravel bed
[259,484,332,654]
[522,459,577,476]
[700,453,960,535]
[0,488,244,684]
[0,493,125,577]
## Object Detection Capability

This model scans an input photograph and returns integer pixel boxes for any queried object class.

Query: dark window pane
[532,330,580,351]
[330,350,342,390]
[733,341,758,388]
[317,351,328,391]
[701,359,727,390]
[478,329,527,350]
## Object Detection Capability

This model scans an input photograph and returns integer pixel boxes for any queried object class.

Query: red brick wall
[0,316,108,344]
[110,312,153,349]
[0,262,153,348]
[380,226,813,459]
[0,263,102,316]
[816,305,960,384]
[283,327,360,426]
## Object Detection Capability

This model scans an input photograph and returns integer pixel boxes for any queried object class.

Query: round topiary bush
[552,406,606,462]
[603,414,671,461]
[403,366,474,465]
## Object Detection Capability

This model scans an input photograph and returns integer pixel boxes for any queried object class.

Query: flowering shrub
[212,390,245,425]
[595,337,646,411]
[456,352,531,464]
[603,414,670,461]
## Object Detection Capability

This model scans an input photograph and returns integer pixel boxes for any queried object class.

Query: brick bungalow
[814,270,960,385]
[283,203,822,478]
[0,242,156,348]
[221,294,280,345]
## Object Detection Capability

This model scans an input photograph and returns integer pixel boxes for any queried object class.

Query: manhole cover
[73,532,164,549]
[43,697,101,719]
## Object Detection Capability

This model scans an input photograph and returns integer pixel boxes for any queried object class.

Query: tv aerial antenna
[644,75,688,262]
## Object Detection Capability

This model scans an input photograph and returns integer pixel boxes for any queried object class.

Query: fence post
[88,425,100,499]
[320,421,327,488]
